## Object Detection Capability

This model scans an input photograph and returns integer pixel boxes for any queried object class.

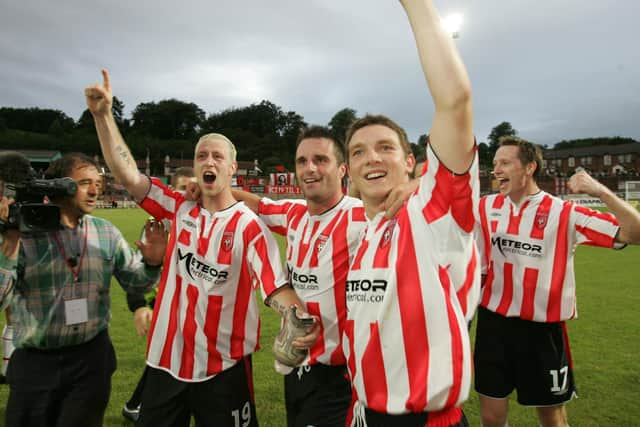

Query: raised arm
[85,69,150,201]
[569,171,640,245]
[400,0,474,173]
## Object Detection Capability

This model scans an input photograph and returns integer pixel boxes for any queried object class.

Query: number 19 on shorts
[232,401,251,427]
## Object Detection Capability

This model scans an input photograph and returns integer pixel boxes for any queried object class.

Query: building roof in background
[544,143,640,159]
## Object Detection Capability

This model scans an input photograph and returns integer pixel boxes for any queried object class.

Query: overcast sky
[2,0,639,148]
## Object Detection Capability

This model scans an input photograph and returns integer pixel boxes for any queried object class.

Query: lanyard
[52,220,88,286]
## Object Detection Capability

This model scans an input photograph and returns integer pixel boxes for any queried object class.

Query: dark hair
[296,125,345,165]
[44,152,98,179]
[498,136,543,179]
[413,153,427,179]
[174,166,194,178]
[171,166,194,187]
[345,114,411,162]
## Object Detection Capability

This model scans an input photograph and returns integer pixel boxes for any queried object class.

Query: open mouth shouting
[203,171,217,184]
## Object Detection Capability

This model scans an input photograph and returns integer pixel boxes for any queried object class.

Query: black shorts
[140,355,258,427]
[361,406,468,427]
[284,363,351,427]
[474,307,577,406]
[5,330,116,427]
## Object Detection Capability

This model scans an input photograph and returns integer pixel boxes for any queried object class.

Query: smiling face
[492,144,537,203]
[193,136,237,200]
[295,137,346,212]
[58,164,102,219]
[347,124,414,217]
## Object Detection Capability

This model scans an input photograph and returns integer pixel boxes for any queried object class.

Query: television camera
[0,151,77,233]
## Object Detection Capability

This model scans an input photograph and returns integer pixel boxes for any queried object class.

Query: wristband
[144,261,162,269]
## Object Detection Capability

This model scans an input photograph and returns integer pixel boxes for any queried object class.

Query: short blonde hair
[196,133,237,162]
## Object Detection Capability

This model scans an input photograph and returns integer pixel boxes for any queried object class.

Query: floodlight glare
[442,13,463,38]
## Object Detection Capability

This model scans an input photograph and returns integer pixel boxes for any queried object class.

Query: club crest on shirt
[534,212,548,229]
[222,231,234,251]
[380,220,397,248]
[315,235,328,252]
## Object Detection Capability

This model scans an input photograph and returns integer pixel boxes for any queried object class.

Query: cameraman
[0,153,167,427]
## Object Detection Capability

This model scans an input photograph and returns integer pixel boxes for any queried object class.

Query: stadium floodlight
[442,13,463,39]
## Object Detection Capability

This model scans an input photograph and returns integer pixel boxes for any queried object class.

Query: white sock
[2,325,15,376]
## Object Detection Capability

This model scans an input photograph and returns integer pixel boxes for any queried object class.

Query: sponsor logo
[491,236,543,258]
[178,249,229,284]
[288,267,319,291]
[346,279,387,303]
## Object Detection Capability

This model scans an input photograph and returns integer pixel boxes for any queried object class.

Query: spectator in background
[413,153,427,178]
[171,166,195,191]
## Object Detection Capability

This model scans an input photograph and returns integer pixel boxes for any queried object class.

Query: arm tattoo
[115,145,132,167]
[268,296,288,316]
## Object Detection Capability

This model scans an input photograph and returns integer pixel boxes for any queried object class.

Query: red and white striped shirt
[258,196,366,366]
[140,178,288,382]
[343,145,480,415]
[477,191,620,322]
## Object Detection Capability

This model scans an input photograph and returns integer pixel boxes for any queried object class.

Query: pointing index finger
[102,69,111,92]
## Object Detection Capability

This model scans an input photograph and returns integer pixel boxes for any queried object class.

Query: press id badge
[64,298,88,325]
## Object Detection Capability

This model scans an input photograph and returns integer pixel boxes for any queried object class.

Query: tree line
[0,102,636,175]
[0,101,361,175]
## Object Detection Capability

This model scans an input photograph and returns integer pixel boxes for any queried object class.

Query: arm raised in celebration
[85,69,150,201]
[400,0,474,173]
